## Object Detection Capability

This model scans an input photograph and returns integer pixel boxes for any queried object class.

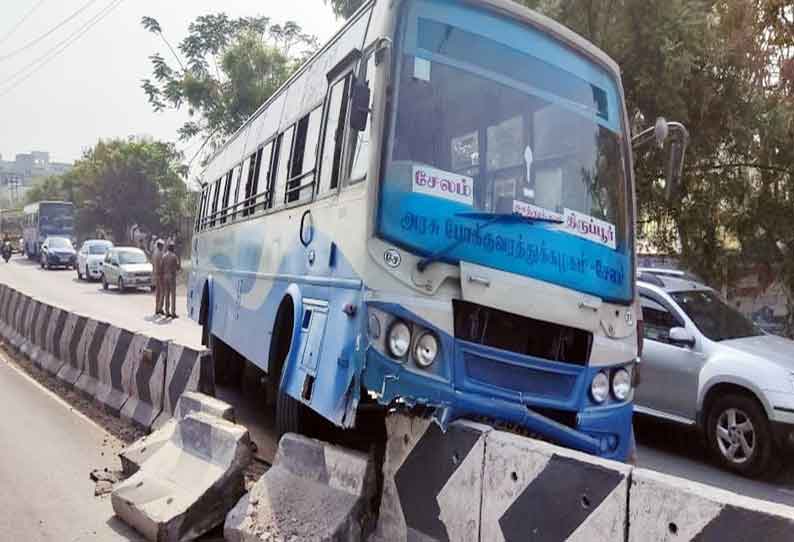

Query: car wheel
[706,394,774,477]
[102,275,108,290]
[118,277,125,293]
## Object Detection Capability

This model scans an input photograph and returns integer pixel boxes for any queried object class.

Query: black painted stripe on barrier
[29,302,42,345]
[37,305,52,347]
[110,329,135,392]
[166,348,195,413]
[14,295,26,334]
[498,455,623,542]
[693,504,794,541]
[69,316,88,366]
[51,310,68,357]
[8,291,19,330]
[87,322,109,379]
[394,422,481,541]
[18,297,30,337]
[136,338,164,406]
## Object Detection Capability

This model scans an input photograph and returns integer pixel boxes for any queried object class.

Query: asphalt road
[1,253,793,509]
[0,353,143,541]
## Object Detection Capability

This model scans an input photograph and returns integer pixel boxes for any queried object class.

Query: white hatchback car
[635,270,794,477]
[101,247,153,293]
[76,239,113,281]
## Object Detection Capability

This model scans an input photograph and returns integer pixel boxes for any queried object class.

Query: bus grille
[453,300,592,366]
[464,350,577,399]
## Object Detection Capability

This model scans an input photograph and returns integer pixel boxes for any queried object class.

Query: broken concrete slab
[120,393,235,476]
[224,433,375,542]
[112,411,251,541]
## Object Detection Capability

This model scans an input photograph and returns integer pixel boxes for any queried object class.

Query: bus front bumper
[362,348,634,462]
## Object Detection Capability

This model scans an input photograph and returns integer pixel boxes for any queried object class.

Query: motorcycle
[2,242,12,263]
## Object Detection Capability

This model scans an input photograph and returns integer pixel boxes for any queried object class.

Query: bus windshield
[39,203,74,234]
[379,0,632,302]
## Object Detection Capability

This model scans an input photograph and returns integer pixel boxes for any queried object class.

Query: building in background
[0,151,72,206]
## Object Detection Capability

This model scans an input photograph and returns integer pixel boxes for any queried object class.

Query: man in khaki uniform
[152,239,165,316]
[162,242,181,318]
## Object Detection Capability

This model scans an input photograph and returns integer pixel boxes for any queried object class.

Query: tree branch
[689,162,794,176]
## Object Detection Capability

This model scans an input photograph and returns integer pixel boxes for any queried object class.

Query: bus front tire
[276,388,310,438]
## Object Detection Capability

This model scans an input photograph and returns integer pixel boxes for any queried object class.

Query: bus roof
[23,201,73,213]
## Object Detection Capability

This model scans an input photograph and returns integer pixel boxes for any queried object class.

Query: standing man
[152,239,165,316]
[162,242,181,318]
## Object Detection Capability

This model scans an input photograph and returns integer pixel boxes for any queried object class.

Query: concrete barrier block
[120,336,168,431]
[373,413,491,542]
[73,319,107,399]
[225,433,375,542]
[28,303,52,368]
[55,313,81,385]
[481,430,631,542]
[112,412,251,542]
[19,299,42,358]
[629,467,794,541]
[153,344,214,429]
[120,393,234,476]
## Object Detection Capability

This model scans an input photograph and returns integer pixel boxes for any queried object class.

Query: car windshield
[378,0,633,303]
[671,290,762,341]
[118,250,147,265]
[88,243,111,255]
[48,237,72,249]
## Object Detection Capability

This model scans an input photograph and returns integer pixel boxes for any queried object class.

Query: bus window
[243,151,258,217]
[201,187,210,230]
[349,54,376,182]
[232,160,248,221]
[210,178,222,227]
[256,141,273,212]
[272,126,295,208]
[220,170,234,224]
[287,107,322,204]
[318,74,352,194]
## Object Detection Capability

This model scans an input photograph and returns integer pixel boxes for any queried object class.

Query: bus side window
[287,107,323,204]
[232,160,247,221]
[272,126,295,208]
[349,54,376,182]
[201,187,210,230]
[243,150,258,217]
[210,177,222,227]
[220,169,234,224]
[318,74,352,195]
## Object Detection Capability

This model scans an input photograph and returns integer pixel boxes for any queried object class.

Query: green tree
[141,14,318,165]
[27,138,188,242]
[325,0,365,18]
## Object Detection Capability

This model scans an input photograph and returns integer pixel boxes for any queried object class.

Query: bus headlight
[414,332,439,368]
[387,321,411,360]
[612,368,632,401]
[591,371,609,404]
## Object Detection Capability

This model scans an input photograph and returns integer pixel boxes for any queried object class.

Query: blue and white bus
[190,0,684,461]
[23,201,74,258]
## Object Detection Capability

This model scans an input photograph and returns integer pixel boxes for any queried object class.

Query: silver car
[635,271,794,477]
[101,247,154,293]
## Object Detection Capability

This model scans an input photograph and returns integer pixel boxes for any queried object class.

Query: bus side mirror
[632,119,689,200]
[350,78,371,132]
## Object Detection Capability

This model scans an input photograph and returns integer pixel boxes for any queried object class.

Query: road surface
[1,254,794,508]
[0,353,143,541]
[0,255,201,349]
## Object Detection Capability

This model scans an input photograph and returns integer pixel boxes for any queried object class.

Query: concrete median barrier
[628,468,794,541]
[55,312,84,386]
[28,302,52,368]
[154,343,214,428]
[120,392,235,476]
[481,430,630,542]
[120,335,169,430]
[40,306,69,375]
[112,411,251,542]
[225,432,375,542]
[373,414,491,542]
[20,298,43,358]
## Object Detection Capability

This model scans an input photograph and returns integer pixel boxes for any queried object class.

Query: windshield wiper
[416,211,563,272]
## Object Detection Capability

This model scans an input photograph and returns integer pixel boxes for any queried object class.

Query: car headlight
[612,368,632,401]
[387,321,411,359]
[591,371,610,403]
[414,332,439,368]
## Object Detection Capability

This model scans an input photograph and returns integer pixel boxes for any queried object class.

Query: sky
[0,0,340,165]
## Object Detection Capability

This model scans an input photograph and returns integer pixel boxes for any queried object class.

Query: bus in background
[189,0,687,461]
[23,201,75,258]
[0,209,24,252]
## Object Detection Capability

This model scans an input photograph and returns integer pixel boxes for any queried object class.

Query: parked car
[101,247,153,293]
[40,236,76,270]
[635,271,794,477]
[76,240,113,281]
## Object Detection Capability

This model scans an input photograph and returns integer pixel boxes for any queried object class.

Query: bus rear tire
[276,388,311,438]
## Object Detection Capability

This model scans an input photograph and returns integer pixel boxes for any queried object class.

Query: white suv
[635,270,794,477]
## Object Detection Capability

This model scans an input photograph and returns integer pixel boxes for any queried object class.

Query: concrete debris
[112,411,251,541]
[120,393,235,476]
[90,468,124,497]
[224,433,375,542]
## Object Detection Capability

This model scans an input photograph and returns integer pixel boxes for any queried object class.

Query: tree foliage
[141,14,318,164]
[26,139,188,242]
[325,0,365,19]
